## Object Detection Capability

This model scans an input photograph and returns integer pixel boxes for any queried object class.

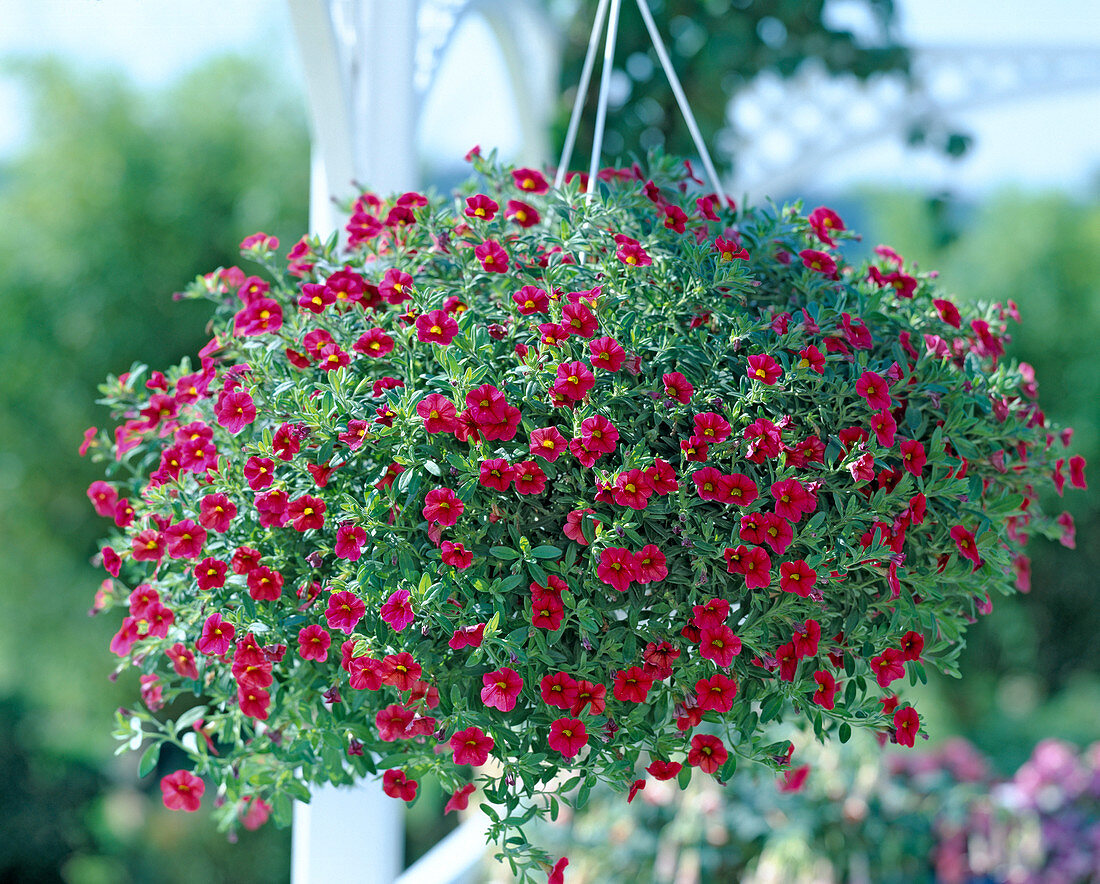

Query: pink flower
[529,426,567,461]
[616,239,652,267]
[479,458,514,492]
[464,193,498,220]
[548,718,588,759]
[855,370,892,410]
[380,589,415,632]
[353,327,395,358]
[298,624,331,662]
[441,541,473,569]
[481,667,523,711]
[474,239,509,273]
[416,309,460,345]
[552,361,595,401]
[799,248,837,278]
[418,393,459,435]
[634,544,668,584]
[444,783,476,814]
[382,769,418,802]
[597,547,637,592]
[747,353,782,385]
[161,770,204,812]
[661,372,693,403]
[505,200,539,227]
[693,411,731,444]
[423,488,464,526]
[589,336,626,371]
[215,389,256,434]
[196,613,235,657]
[379,268,413,304]
[233,298,283,336]
[164,520,207,560]
[779,559,817,597]
[695,672,738,712]
[325,590,366,634]
[513,461,547,495]
[950,525,982,569]
[334,523,367,561]
[513,285,549,314]
[808,206,845,246]
[849,452,875,483]
[812,671,838,709]
[451,726,494,766]
[512,167,549,193]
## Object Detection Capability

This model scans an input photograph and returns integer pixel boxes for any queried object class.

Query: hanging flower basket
[84,151,1084,879]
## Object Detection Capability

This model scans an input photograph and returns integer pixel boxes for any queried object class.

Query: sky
[0,0,1098,196]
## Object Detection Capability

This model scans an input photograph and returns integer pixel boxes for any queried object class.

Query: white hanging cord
[585,0,623,201]
[554,0,612,189]
[634,0,726,202]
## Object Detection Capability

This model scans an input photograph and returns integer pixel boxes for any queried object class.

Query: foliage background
[0,6,1096,881]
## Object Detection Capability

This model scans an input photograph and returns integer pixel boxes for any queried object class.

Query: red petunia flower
[548,717,588,759]
[196,613,235,657]
[870,409,897,448]
[855,370,892,410]
[474,239,509,273]
[481,667,523,712]
[161,770,204,812]
[799,248,838,278]
[893,705,920,747]
[505,199,539,227]
[779,559,817,598]
[440,541,473,569]
[552,360,595,401]
[597,547,637,593]
[451,726,494,766]
[589,336,626,371]
[380,589,415,632]
[808,206,845,246]
[297,624,331,662]
[687,734,728,774]
[812,670,838,709]
[950,524,982,569]
[382,769,418,802]
[612,666,653,704]
[288,495,326,532]
[871,648,906,687]
[325,590,366,634]
[416,309,460,345]
[512,167,549,193]
[353,327,395,358]
[646,759,682,780]
[444,783,476,814]
[423,487,464,526]
[747,353,783,385]
[513,285,549,315]
[464,193,498,220]
[513,461,547,495]
[700,625,741,668]
[529,426,567,462]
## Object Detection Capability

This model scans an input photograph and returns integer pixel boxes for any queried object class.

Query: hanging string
[586,0,623,201]
[554,0,611,190]
[633,0,726,201]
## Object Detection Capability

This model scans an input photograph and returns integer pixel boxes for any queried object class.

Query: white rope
[585,0,623,201]
[554,0,611,189]
[634,0,726,202]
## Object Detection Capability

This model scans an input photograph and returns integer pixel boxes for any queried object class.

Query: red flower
[161,770,204,812]
[448,623,485,650]
[479,458,514,492]
[870,648,906,687]
[812,671,838,709]
[646,759,682,780]
[579,414,618,455]
[353,327,395,358]
[445,783,476,814]
[334,522,367,561]
[561,302,599,339]
[87,481,118,517]
[792,619,821,658]
[481,667,523,712]
[233,298,283,336]
[382,769,418,802]
[297,624,331,662]
[505,199,539,227]
[325,590,366,634]
[198,493,236,533]
[167,643,199,679]
[687,734,728,774]
[380,589,415,632]
[660,372,693,403]
[512,167,549,193]
[589,336,626,371]
[779,559,817,598]
[529,426,567,462]
[423,488,464,526]
[893,705,920,747]
[633,544,668,584]
[796,345,826,373]
[870,409,897,447]
[692,467,725,501]
[808,206,845,246]
[695,673,738,712]
[247,566,283,601]
[741,546,772,590]
[464,193,498,220]
[950,524,982,569]
[616,239,651,267]
[474,239,509,273]
[379,268,413,304]
[548,717,588,759]
[900,439,926,475]
[693,411,731,444]
[699,625,741,668]
[440,541,473,569]
[451,726,494,766]
[715,235,749,261]
[799,248,837,278]
[416,309,460,345]
[747,353,782,385]
[513,461,548,495]
[214,389,256,434]
[552,361,595,401]
[597,547,637,593]
[540,672,580,710]
[288,495,326,531]
[849,452,875,483]
[531,589,564,631]
[778,765,811,793]
[563,508,599,545]
[770,478,816,522]
[243,456,274,490]
[194,557,227,591]
[196,613,235,657]
[855,370,892,410]
[513,285,549,314]
[164,520,207,560]
[900,630,924,661]
[613,666,653,704]
[548,857,569,884]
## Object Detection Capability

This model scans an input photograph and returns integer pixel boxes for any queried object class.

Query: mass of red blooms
[85,155,1084,880]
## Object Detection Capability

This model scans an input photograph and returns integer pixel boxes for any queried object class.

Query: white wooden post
[285,2,558,880]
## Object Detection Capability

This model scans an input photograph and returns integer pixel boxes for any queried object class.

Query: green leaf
[839,722,852,743]
[137,742,161,778]
[531,545,562,559]
[490,546,521,561]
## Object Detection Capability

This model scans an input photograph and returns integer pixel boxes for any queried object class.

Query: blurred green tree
[0,55,308,879]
